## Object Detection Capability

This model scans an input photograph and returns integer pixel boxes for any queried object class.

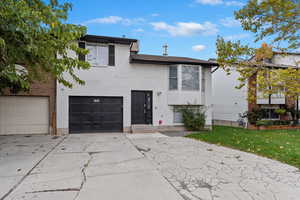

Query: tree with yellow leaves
[216,0,300,102]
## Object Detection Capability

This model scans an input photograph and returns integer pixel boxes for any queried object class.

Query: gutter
[211,66,219,73]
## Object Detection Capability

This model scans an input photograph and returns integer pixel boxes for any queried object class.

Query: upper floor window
[86,44,109,66]
[169,66,178,90]
[78,42,115,66]
[182,66,199,91]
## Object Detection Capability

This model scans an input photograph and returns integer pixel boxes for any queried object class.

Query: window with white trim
[261,106,280,120]
[174,109,183,123]
[173,105,202,123]
[182,66,199,91]
[201,68,205,92]
[169,66,178,90]
[86,44,109,66]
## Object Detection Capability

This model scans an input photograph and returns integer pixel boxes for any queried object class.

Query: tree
[0,0,90,93]
[216,0,300,101]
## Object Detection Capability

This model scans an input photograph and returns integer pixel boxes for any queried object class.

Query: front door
[131,91,152,124]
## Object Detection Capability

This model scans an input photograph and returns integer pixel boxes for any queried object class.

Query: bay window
[182,66,199,91]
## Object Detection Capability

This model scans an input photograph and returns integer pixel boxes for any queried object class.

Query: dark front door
[131,91,152,124]
[69,96,123,133]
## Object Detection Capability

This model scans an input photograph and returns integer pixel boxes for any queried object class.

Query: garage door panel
[0,97,49,135]
[101,113,122,122]
[100,98,122,104]
[101,106,122,113]
[69,96,123,133]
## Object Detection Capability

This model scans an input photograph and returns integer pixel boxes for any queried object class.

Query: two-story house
[212,52,300,127]
[56,35,217,134]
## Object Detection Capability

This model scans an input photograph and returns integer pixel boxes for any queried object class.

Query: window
[86,44,109,66]
[169,66,178,90]
[201,69,205,92]
[182,66,199,91]
[174,108,183,123]
[261,108,280,120]
[173,105,202,123]
[78,42,115,66]
[173,106,183,123]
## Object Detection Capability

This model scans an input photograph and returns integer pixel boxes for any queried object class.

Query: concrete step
[131,125,157,133]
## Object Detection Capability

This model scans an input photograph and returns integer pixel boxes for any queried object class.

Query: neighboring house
[56,35,217,134]
[212,52,300,127]
[0,75,56,135]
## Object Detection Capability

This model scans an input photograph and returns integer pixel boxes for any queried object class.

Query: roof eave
[80,35,138,45]
[130,59,218,66]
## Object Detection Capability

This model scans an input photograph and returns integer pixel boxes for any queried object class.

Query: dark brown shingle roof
[130,54,218,66]
[80,35,137,45]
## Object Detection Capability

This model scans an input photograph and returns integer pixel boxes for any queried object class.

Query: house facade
[56,35,216,134]
[212,52,300,127]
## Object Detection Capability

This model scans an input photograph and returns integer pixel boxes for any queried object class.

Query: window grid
[182,65,199,91]
[86,43,109,67]
[169,66,178,90]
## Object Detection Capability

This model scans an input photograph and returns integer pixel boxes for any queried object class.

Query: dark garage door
[69,96,123,133]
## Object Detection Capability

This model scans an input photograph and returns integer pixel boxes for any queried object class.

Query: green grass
[187,126,300,168]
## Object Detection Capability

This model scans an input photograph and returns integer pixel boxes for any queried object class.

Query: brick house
[247,68,296,128]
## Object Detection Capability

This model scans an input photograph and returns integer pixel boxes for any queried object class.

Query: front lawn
[187,126,300,168]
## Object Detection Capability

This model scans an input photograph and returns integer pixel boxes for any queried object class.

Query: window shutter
[78,42,85,61]
[108,45,115,66]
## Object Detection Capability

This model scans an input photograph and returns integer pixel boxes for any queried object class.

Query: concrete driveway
[1,133,300,200]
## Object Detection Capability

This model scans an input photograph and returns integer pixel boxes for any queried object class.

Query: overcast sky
[66,0,259,60]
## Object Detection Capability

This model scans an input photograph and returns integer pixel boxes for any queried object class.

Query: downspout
[296,96,299,124]
[211,66,219,74]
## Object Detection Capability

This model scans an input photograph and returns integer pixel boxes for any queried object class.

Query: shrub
[275,108,286,115]
[242,107,264,124]
[176,106,206,131]
[256,120,272,126]
[256,120,292,126]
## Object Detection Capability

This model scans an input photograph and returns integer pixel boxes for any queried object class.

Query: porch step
[131,125,157,133]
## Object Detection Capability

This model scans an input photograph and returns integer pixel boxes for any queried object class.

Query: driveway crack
[73,152,94,200]
[27,188,80,193]
[0,136,67,200]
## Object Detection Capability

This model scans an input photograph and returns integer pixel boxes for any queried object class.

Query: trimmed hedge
[256,120,292,126]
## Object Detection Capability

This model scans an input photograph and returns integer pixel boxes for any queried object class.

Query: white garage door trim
[0,96,49,135]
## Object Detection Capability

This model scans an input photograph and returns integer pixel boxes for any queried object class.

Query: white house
[212,52,300,126]
[56,35,217,134]
[212,67,248,126]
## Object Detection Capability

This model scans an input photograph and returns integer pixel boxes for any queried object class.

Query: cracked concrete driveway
[1,133,300,200]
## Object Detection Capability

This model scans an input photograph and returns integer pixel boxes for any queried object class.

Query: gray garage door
[0,96,49,135]
[69,96,123,133]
